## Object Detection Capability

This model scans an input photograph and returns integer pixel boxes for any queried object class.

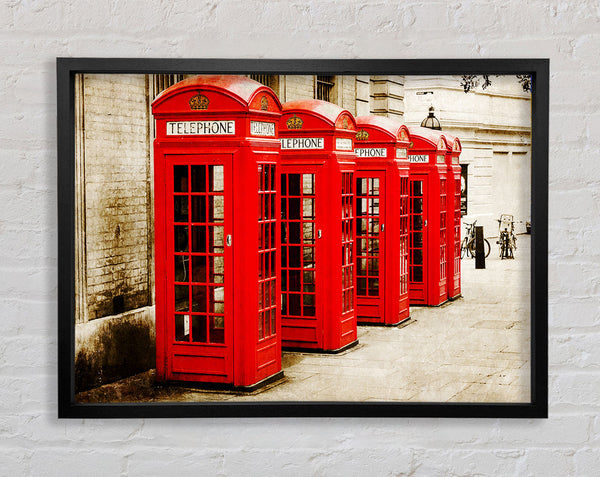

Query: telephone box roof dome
[282,99,355,128]
[355,115,408,140]
[152,75,278,108]
[408,126,449,150]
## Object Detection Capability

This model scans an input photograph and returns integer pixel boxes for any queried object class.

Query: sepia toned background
[1,0,598,475]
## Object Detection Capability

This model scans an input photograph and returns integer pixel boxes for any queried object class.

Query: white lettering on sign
[336,137,354,151]
[250,121,276,137]
[354,148,387,158]
[409,154,429,163]
[437,154,446,163]
[280,137,324,150]
[166,121,235,136]
[396,148,407,159]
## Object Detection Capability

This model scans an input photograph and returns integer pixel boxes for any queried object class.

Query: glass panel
[174,255,188,282]
[303,270,315,284]
[210,226,224,252]
[174,196,188,222]
[289,246,301,267]
[302,174,314,195]
[209,195,224,222]
[288,198,301,220]
[174,226,188,252]
[191,165,206,192]
[412,249,423,265]
[289,269,301,292]
[288,294,301,316]
[303,294,315,306]
[303,222,314,242]
[302,198,314,219]
[192,285,207,312]
[357,178,367,197]
[357,277,367,295]
[368,278,379,295]
[209,316,225,343]
[289,174,301,196]
[303,246,314,265]
[368,258,379,274]
[209,165,224,192]
[209,286,225,314]
[412,180,423,197]
[192,256,207,282]
[259,311,264,339]
[191,315,207,342]
[191,226,206,252]
[175,314,188,341]
[357,257,367,276]
[174,285,189,311]
[191,196,206,223]
[368,218,379,235]
[412,215,423,231]
[414,232,423,248]
[209,256,224,284]
[174,166,188,192]
[413,267,423,282]
[270,308,276,334]
[369,178,380,196]
[281,174,287,196]
[288,222,301,244]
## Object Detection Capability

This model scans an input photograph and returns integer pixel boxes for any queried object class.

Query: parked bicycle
[497,214,517,259]
[460,219,491,259]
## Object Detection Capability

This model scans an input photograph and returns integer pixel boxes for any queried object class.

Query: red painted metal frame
[152,76,283,387]
[354,116,410,325]
[279,100,358,352]
[444,133,462,300]
[407,127,450,306]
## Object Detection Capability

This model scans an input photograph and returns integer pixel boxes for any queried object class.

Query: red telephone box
[152,75,283,388]
[407,127,450,306]
[353,116,410,325]
[278,100,358,352]
[443,133,462,300]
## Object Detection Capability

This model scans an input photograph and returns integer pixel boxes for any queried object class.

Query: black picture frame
[57,58,548,418]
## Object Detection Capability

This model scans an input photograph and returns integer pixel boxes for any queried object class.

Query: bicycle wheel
[468,238,491,258]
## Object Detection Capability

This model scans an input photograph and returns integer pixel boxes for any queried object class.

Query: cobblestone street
[77,235,530,404]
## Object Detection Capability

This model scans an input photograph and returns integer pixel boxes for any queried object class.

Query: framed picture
[57,58,548,418]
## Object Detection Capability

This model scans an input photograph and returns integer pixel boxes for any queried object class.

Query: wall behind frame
[1,0,598,475]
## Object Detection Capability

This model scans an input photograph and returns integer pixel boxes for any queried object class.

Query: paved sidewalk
[77,235,530,404]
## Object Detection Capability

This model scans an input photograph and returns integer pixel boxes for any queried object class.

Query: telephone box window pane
[281,271,287,291]
[369,198,379,215]
[270,250,276,276]
[210,226,224,252]
[412,181,423,197]
[174,255,188,282]
[174,226,188,252]
[288,222,301,244]
[281,174,287,196]
[192,286,207,312]
[303,270,315,284]
[368,239,379,254]
[209,286,225,314]
[288,294,301,316]
[289,198,301,220]
[175,285,189,311]
[368,278,379,295]
[192,256,207,283]
[191,165,206,192]
[191,315,207,343]
[368,258,379,274]
[303,283,315,293]
[413,267,423,282]
[302,174,314,195]
[175,314,188,341]
[281,246,287,267]
[191,226,206,252]
[208,195,224,222]
[357,277,367,295]
[357,258,367,276]
[209,165,224,192]
[289,174,301,195]
[281,294,287,315]
[369,178,380,196]
[174,196,188,222]
[303,198,314,219]
[209,316,225,344]
[303,305,315,317]
[270,308,276,333]
[414,232,423,248]
[289,246,301,268]
[289,269,301,292]
[368,218,379,235]
[191,196,206,223]
[412,215,423,231]
[303,222,314,242]
[174,166,188,192]
[412,249,423,265]
[303,294,315,306]
[303,247,314,265]
[357,178,367,196]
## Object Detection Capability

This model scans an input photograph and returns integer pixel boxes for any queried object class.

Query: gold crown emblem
[356,129,369,141]
[261,95,269,111]
[342,116,349,129]
[400,130,408,141]
[438,138,446,150]
[189,93,209,110]
[286,115,303,129]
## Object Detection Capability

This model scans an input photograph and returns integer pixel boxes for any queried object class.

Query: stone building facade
[74,73,530,392]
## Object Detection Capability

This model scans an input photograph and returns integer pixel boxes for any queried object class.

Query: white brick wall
[1,0,598,475]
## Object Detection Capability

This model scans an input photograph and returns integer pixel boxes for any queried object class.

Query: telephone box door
[280,169,322,348]
[409,175,428,305]
[166,155,233,382]
[355,172,386,320]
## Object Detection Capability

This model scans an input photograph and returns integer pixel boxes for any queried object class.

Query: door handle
[226,234,232,247]
[381,224,385,232]
[317,230,322,239]
[424,220,428,227]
